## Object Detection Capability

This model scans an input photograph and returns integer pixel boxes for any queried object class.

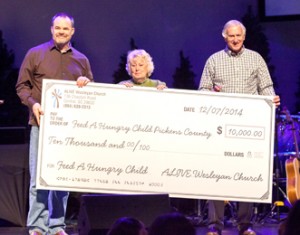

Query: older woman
[119,49,167,90]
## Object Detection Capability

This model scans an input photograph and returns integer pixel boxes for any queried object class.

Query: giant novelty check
[37,79,276,203]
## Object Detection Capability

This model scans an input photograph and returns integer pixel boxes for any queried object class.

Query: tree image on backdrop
[0,30,14,101]
[242,6,279,90]
[172,50,197,90]
[0,30,28,127]
[113,38,138,84]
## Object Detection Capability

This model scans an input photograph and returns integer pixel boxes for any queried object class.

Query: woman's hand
[156,84,167,90]
[122,82,134,88]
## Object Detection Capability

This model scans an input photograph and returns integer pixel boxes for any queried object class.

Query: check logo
[51,88,62,108]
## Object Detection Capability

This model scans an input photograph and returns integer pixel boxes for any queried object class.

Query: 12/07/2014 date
[199,105,243,116]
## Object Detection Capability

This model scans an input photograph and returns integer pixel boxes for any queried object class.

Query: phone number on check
[225,125,265,140]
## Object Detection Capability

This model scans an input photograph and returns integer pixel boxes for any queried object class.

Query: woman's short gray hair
[126,49,155,77]
[222,20,246,38]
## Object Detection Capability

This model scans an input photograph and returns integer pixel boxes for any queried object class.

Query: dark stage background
[0,0,299,113]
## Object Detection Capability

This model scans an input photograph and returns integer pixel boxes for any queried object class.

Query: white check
[37,79,276,203]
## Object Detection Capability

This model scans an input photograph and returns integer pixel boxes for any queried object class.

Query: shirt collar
[131,78,149,85]
[225,45,245,57]
[49,40,72,53]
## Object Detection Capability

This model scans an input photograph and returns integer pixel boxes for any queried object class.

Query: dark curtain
[0,144,29,227]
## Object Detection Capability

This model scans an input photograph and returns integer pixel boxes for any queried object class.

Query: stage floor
[0,197,287,235]
[0,221,282,235]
